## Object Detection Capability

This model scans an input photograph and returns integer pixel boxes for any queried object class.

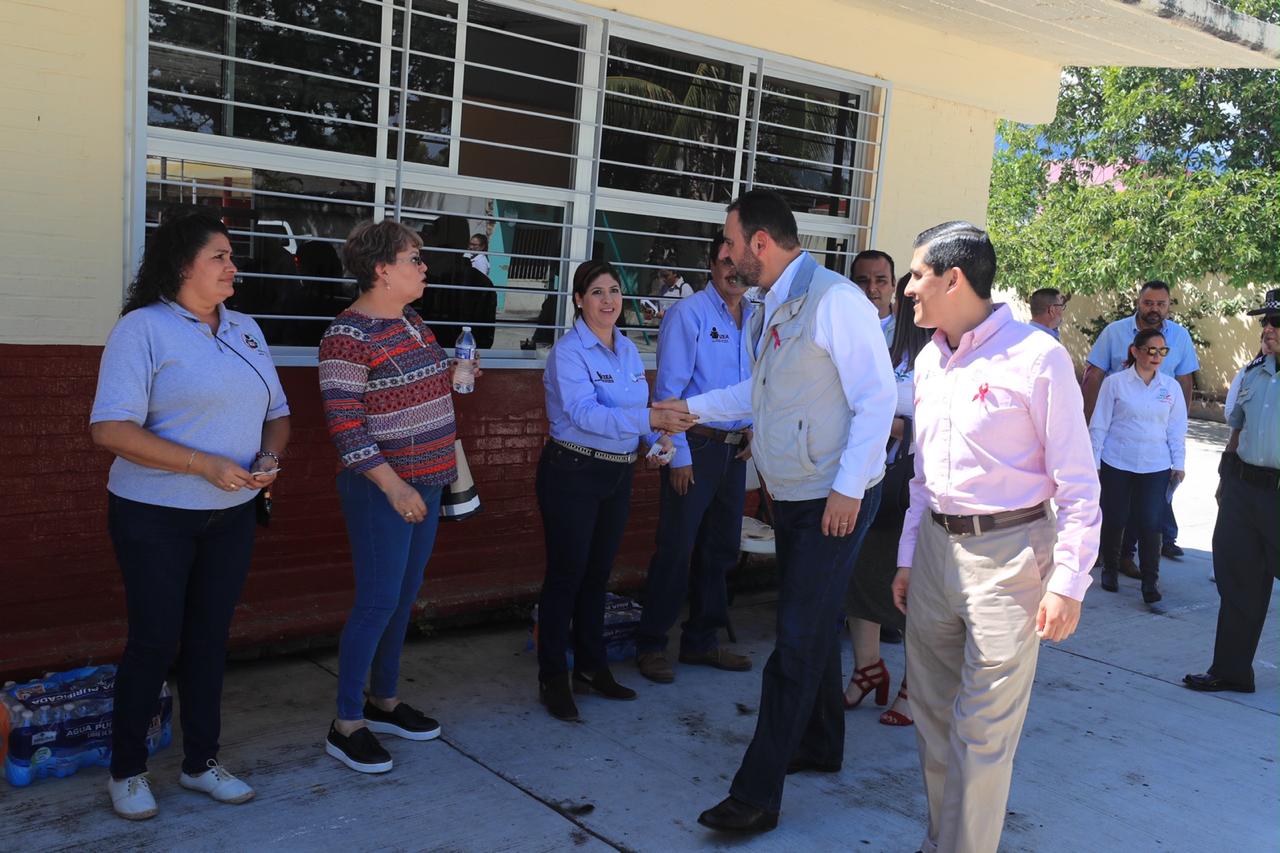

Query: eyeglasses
[1261,315,1280,329]
[1142,346,1171,357]
[395,255,425,267]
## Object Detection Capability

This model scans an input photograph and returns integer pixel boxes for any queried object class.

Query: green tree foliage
[988,27,1280,317]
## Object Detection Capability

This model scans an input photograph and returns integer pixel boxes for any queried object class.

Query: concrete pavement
[6,418,1277,852]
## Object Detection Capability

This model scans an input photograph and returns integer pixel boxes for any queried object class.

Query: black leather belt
[1221,451,1280,491]
[931,503,1047,537]
[689,425,747,446]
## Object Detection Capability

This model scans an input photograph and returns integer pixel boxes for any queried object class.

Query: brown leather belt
[931,503,1047,537]
[688,425,747,446]
[1222,452,1280,491]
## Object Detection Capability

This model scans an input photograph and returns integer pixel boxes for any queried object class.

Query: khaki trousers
[905,512,1056,853]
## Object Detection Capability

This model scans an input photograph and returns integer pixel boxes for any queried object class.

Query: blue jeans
[1122,494,1177,556]
[106,493,256,777]
[335,470,442,721]
[637,434,746,655]
[534,442,634,682]
[1100,463,1170,589]
[730,481,882,814]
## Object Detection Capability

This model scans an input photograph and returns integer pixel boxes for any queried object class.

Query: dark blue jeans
[106,493,257,778]
[637,434,746,655]
[335,470,442,721]
[535,443,634,682]
[1100,463,1170,588]
[730,481,882,814]
[1122,494,1177,556]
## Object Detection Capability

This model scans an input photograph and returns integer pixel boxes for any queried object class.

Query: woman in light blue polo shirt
[535,260,697,721]
[90,211,290,820]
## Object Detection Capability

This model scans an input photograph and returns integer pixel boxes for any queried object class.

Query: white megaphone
[440,439,481,520]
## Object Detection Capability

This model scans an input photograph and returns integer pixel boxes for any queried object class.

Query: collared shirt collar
[163,298,236,334]
[704,280,753,323]
[572,316,619,352]
[935,303,1013,358]
[764,253,807,305]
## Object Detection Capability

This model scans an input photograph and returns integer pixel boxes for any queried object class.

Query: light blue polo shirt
[655,286,753,467]
[1086,314,1199,378]
[544,318,658,454]
[90,300,290,509]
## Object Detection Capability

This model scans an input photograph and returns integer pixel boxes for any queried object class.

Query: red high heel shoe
[879,681,913,727]
[843,658,890,709]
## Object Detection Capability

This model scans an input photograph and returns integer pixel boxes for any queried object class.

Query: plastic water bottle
[453,327,477,394]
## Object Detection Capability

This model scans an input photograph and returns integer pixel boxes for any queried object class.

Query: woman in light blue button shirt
[1088,328,1187,606]
[535,260,697,722]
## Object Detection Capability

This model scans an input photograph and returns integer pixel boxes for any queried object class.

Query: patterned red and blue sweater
[318,307,457,486]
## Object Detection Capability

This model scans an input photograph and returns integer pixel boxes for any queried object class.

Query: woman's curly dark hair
[121,211,230,315]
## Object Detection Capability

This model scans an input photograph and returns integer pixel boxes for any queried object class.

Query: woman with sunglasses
[1088,328,1188,606]
[318,219,477,774]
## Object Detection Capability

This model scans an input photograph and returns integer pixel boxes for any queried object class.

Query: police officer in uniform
[1184,288,1280,694]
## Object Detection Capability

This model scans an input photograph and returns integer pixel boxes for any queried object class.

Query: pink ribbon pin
[972,382,990,404]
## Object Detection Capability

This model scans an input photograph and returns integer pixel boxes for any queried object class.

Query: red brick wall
[0,344,663,679]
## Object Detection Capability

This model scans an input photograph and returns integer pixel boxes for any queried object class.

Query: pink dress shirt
[897,305,1101,600]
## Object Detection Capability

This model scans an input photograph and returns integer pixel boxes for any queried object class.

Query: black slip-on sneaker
[363,700,441,741]
[326,723,393,774]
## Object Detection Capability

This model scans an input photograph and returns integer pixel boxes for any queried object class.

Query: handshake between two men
[650,399,858,537]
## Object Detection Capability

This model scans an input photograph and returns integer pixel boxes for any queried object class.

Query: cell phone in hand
[252,468,282,478]
[646,444,676,464]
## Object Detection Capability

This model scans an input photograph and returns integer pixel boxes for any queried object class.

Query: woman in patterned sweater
[318,219,476,774]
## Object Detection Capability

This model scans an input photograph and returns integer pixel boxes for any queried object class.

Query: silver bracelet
[254,450,281,464]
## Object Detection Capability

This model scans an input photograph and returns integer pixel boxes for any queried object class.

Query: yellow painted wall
[577,0,1063,123]
[873,90,998,268]
[0,0,126,346]
[0,0,1046,347]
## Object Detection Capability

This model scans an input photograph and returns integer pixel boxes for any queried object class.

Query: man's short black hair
[1029,287,1061,316]
[726,189,799,250]
[1140,279,1171,295]
[912,221,997,299]
[708,231,727,267]
[852,249,895,282]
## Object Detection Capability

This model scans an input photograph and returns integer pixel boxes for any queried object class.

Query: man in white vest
[656,189,896,832]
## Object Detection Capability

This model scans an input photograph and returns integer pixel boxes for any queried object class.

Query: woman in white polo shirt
[1089,327,1187,606]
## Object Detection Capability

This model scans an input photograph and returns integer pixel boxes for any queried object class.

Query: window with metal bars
[140,0,886,362]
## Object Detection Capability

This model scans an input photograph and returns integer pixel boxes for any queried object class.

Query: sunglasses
[1261,316,1280,329]
[1141,346,1171,357]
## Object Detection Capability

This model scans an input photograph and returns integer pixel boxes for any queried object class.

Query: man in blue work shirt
[1185,289,1280,694]
[635,233,754,683]
[1082,280,1199,562]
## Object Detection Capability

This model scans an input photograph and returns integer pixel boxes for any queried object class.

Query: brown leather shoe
[636,651,674,683]
[679,647,752,672]
[1118,558,1141,579]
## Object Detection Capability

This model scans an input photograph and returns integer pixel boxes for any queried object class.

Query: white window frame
[125,0,892,369]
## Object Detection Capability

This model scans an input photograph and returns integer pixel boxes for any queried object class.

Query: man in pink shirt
[891,221,1100,853]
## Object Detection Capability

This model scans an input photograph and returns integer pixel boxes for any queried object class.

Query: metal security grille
[140,0,889,362]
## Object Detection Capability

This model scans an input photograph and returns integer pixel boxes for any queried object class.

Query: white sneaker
[179,759,255,804]
[108,773,158,820]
